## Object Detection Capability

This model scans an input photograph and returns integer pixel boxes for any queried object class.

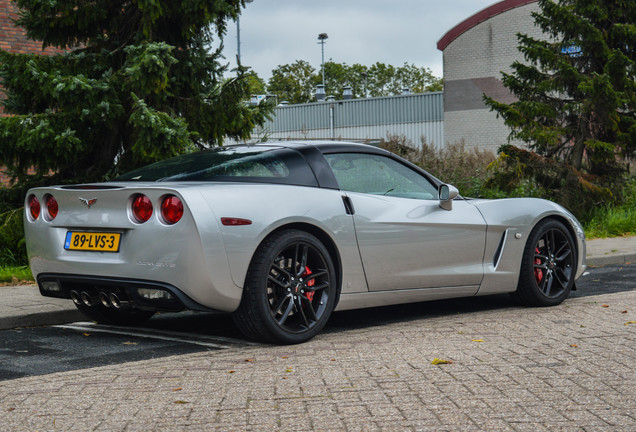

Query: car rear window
[116,146,318,186]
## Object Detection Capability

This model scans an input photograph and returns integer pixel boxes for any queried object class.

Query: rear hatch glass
[116,146,318,187]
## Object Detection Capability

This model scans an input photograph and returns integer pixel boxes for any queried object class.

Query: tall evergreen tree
[0,0,271,184]
[485,0,636,178]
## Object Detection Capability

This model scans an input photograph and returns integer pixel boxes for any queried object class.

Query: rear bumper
[37,273,219,313]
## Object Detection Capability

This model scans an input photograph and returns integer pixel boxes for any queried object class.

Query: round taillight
[28,195,41,220]
[132,194,153,223]
[161,195,183,225]
[45,194,58,220]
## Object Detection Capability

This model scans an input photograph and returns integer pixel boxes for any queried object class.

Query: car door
[324,152,487,292]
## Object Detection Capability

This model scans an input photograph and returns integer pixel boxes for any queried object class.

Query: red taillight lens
[161,195,183,225]
[45,195,58,220]
[132,194,153,223]
[28,195,41,220]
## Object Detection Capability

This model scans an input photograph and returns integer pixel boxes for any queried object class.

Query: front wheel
[232,230,338,344]
[512,219,576,307]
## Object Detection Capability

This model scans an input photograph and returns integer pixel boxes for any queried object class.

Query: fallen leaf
[245,359,255,362]
[330,359,336,361]
[431,358,453,365]
[228,370,235,374]
[471,339,484,342]
[625,321,636,326]
[82,333,90,337]
[8,408,15,412]
[172,387,183,392]
[621,310,628,314]
[122,341,137,345]
[570,344,578,348]
[602,304,609,308]
[281,356,288,359]
[174,401,189,404]
[285,368,293,373]
[580,325,586,328]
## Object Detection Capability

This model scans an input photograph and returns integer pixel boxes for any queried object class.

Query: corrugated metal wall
[250,92,444,148]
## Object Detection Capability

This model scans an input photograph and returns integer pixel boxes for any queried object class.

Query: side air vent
[492,230,508,270]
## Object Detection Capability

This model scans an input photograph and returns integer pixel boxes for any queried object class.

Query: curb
[0,309,85,331]
[586,253,636,267]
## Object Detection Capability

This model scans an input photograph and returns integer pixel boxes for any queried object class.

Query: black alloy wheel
[232,230,337,344]
[512,219,576,306]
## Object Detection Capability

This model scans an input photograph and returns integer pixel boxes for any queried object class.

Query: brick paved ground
[1,289,635,431]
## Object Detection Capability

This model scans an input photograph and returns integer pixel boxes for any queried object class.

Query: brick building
[0,0,63,186]
[438,0,543,153]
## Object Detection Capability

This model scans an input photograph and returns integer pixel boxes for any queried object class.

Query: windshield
[116,146,318,186]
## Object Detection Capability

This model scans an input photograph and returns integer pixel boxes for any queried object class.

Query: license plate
[64,232,121,252]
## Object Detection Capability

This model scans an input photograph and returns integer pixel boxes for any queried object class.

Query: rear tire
[232,229,338,344]
[511,219,576,307]
[74,303,155,326]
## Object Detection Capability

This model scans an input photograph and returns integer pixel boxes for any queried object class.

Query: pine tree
[486,0,636,178]
[0,0,271,184]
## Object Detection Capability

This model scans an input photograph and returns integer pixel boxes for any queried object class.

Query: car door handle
[342,195,355,215]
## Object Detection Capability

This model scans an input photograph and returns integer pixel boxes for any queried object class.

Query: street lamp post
[236,0,254,65]
[361,71,368,98]
[317,33,328,88]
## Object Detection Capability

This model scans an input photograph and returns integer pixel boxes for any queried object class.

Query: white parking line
[55,322,258,349]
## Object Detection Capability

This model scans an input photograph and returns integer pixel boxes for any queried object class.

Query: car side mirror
[439,184,459,211]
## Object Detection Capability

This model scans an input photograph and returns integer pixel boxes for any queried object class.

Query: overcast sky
[218,0,499,81]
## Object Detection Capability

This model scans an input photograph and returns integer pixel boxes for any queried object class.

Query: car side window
[324,153,438,200]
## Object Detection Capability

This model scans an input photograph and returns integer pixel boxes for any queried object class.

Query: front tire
[512,219,576,306]
[232,230,338,344]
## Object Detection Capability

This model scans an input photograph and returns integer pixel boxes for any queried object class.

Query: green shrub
[379,135,496,197]
[0,208,28,267]
[584,177,636,238]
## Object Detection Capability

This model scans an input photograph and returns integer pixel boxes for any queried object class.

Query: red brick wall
[1,0,65,187]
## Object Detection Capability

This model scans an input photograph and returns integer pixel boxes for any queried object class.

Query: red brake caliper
[534,247,543,283]
[301,266,315,301]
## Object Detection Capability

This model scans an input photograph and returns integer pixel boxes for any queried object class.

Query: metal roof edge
[437,0,538,51]
[274,91,444,110]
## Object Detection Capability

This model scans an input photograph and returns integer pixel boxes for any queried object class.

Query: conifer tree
[0,0,271,184]
[486,0,636,178]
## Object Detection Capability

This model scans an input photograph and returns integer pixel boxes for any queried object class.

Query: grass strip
[0,266,34,284]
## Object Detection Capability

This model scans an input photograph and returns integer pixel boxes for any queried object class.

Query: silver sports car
[24,141,586,344]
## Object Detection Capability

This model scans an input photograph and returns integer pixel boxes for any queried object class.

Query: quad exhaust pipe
[104,292,131,310]
[70,290,82,306]
[80,291,97,307]
[70,290,130,309]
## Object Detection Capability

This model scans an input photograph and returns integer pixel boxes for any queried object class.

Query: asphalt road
[1,263,634,382]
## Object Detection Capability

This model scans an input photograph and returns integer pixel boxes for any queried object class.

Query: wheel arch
[534,215,580,264]
[251,222,343,303]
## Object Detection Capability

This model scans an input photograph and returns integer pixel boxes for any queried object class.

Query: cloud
[223,0,497,80]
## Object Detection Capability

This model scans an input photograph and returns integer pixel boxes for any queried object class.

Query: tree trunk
[570,136,585,171]
[570,113,588,171]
